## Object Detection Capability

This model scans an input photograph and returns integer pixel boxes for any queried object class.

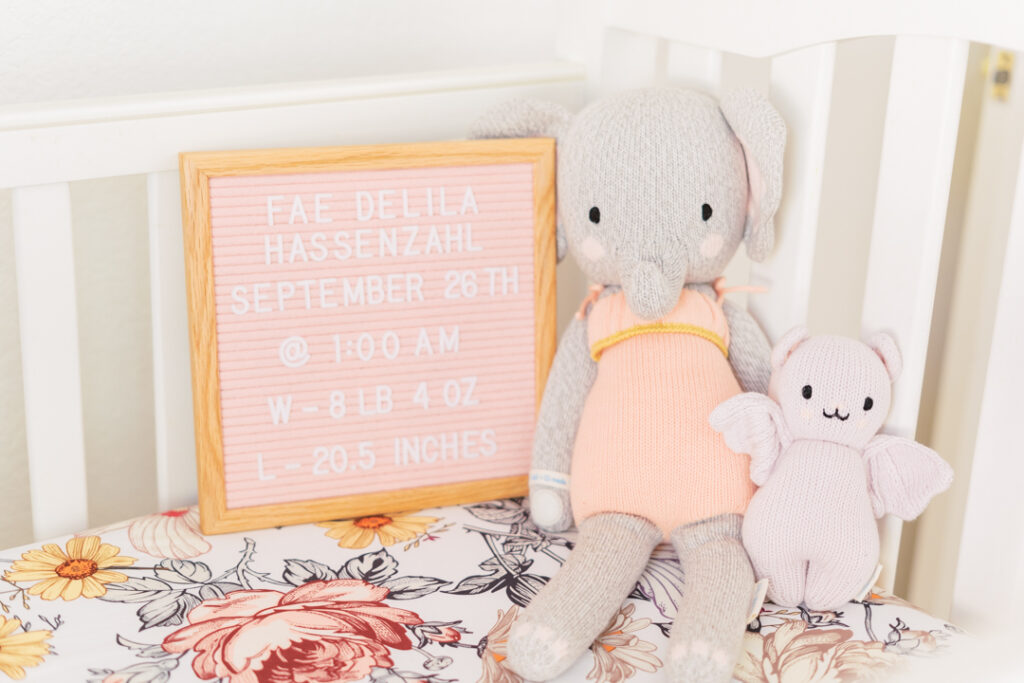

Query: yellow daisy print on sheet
[318,512,439,549]
[3,536,135,601]
[0,616,51,680]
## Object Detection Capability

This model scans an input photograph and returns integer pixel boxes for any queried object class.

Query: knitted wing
[863,435,953,520]
[709,393,791,485]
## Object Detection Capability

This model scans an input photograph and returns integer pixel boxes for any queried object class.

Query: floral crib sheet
[0,498,963,682]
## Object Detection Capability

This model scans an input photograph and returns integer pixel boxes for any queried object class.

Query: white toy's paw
[529,487,571,532]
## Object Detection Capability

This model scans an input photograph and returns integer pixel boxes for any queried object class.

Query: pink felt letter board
[180,140,556,533]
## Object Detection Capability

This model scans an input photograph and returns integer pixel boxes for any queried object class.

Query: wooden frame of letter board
[181,139,556,534]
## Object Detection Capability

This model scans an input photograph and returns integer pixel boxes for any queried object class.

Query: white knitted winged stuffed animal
[710,326,953,610]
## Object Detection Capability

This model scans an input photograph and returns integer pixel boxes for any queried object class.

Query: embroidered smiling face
[770,329,901,449]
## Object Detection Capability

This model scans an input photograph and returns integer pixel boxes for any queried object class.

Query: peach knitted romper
[570,288,756,539]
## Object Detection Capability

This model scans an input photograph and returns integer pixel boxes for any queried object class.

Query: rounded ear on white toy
[866,331,902,382]
[719,89,787,263]
[471,99,573,261]
[771,325,810,372]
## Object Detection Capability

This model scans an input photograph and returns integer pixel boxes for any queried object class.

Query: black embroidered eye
[589,206,601,224]
[702,203,713,221]
[802,385,812,400]
[863,397,874,411]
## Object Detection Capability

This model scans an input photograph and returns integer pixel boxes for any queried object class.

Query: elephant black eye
[589,206,601,224]
[863,397,874,411]
[702,203,713,221]
[802,385,812,400]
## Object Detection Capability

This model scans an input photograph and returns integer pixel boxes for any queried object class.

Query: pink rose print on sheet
[162,579,422,682]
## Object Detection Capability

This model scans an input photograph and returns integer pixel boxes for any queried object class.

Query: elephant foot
[506,616,576,680]
[668,514,754,683]
[667,637,736,683]
[504,512,661,680]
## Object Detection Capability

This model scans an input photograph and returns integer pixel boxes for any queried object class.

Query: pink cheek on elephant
[700,233,724,259]
[800,406,812,422]
[580,236,606,262]
[856,418,867,429]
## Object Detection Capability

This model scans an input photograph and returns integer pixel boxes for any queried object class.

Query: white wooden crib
[2,0,1023,656]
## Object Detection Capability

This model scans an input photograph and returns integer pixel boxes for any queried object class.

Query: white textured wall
[0,0,559,104]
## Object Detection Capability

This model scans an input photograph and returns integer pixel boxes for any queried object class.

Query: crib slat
[599,28,667,93]
[11,183,90,539]
[951,136,1024,629]
[747,43,836,341]
[147,171,197,511]
[860,36,969,589]
[665,42,722,94]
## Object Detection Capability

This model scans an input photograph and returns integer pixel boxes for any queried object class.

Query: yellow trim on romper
[590,322,729,361]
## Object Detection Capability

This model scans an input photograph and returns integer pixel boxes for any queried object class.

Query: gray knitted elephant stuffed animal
[473,87,786,682]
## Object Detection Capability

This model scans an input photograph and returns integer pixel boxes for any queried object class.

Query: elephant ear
[471,99,572,261]
[719,89,787,262]
[864,434,953,520]
[471,98,572,140]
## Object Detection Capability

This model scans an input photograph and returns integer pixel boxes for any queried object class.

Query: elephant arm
[721,299,772,394]
[529,314,598,532]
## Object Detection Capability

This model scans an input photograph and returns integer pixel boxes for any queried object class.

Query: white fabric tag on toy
[529,469,570,490]
[854,564,883,602]
[747,579,770,625]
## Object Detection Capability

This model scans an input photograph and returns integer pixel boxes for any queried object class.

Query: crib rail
[4,1,1024,612]
[0,64,585,188]
[604,0,1024,58]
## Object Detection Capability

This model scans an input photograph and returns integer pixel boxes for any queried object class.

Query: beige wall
[70,177,160,530]
[0,190,33,548]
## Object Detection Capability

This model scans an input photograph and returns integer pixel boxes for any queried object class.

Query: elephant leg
[506,512,661,681]
[803,551,877,612]
[667,514,754,683]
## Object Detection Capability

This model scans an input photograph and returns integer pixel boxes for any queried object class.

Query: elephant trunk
[620,258,684,321]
